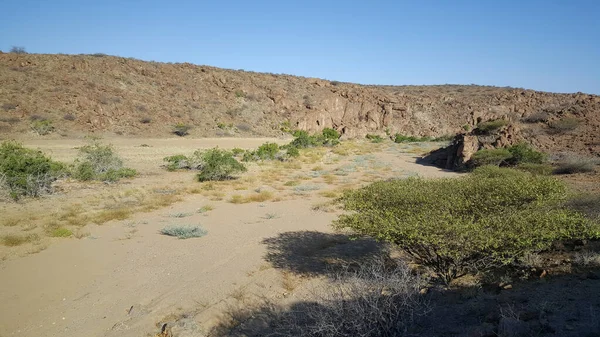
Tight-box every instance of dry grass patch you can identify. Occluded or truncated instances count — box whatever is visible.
[283,180,300,187]
[281,271,301,292]
[1,217,20,227]
[2,233,39,246]
[93,208,132,224]
[229,191,274,204]
[321,174,337,185]
[319,190,340,198]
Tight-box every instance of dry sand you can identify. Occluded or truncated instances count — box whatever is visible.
[0,138,457,337]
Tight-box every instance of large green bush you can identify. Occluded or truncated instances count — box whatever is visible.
[506,143,547,165]
[0,141,65,200]
[196,148,247,182]
[289,129,340,149]
[334,166,599,284]
[72,140,136,182]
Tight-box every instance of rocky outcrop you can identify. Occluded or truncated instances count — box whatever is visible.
[420,123,524,170]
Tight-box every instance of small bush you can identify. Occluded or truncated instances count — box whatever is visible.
[2,103,18,111]
[553,154,597,174]
[31,120,54,135]
[322,128,340,140]
[255,142,280,160]
[366,134,384,143]
[63,113,76,121]
[286,146,300,158]
[335,166,598,284]
[231,148,245,156]
[0,141,66,200]
[290,130,339,149]
[139,117,152,124]
[163,154,192,171]
[505,143,547,165]
[196,148,247,182]
[470,148,512,167]
[549,117,580,133]
[160,225,207,239]
[172,123,192,136]
[475,119,509,133]
[10,46,27,54]
[523,112,549,123]
[72,140,136,182]
[2,234,38,246]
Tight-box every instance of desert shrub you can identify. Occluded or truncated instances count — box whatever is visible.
[470,148,512,167]
[549,117,580,133]
[322,128,340,140]
[475,119,508,133]
[160,225,207,239]
[63,113,76,121]
[522,112,549,123]
[163,154,192,171]
[231,148,245,157]
[334,166,598,284]
[72,140,136,182]
[553,154,597,174]
[393,134,430,143]
[139,117,152,124]
[366,134,384,143]
[286,146,300,157]
[432,134,455,142]
[31,120,54,135]
[255,142,280,160]
[10,46,27,54]
[196,148,247,182]
[2,103,18,111]
[172,123,192,136]
[505,143,547,165]
[0,141,66,200]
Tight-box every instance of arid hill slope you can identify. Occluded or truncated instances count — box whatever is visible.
[0,52,598,155]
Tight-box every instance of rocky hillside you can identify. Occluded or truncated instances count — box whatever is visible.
[0,52,598,156]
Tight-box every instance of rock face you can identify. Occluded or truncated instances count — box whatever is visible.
[0,53,598,157]
[419,123,523,170]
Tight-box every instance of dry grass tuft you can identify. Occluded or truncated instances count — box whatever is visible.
[93,208,132,224]
[2,233,39,246]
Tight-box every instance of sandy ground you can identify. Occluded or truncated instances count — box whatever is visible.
[0,138,457,337]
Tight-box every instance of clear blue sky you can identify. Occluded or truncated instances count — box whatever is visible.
[1,0,599,94]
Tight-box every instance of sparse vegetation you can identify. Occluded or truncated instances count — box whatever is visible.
[475,119,509,133]
[335,166,599,284]
[63,113,76,121]
[2,233,38,246]
[549,117,580,133]
[553,153,597,174]
[366,134,384,143]
[523,111,549,123]
[393,134,430,143]
[470,148,512,167]
[50,227,73,238]
[0,141,66,200]
[160,225,207,239]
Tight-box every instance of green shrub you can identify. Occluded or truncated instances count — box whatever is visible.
[334,167,598,284]
[31,120,54,135]
[231,148,245,156]
[256,142,280,160]
[50,227,73,238]
[505,143,547,165]
[163,154,190,171]
[470,148,512,167]
[366,134,384,143]
[196,148,247,182]
[322,128,340,140]
[160,225,207,239]
[286,146,300,158]
[72,140,136,182]
[393,134,430,143]
[173,123,192,136]
[475,119,508,133]
[0,141,66,200]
